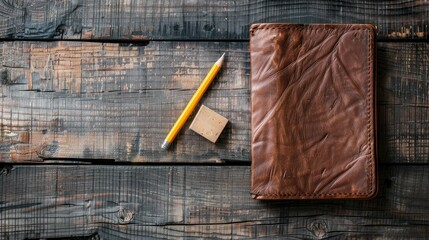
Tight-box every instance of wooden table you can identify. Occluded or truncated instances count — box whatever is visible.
[0,1,428,239]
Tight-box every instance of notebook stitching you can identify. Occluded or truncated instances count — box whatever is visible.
[250,26,375,198]
[367,28,374,195]
[250,25,370,35]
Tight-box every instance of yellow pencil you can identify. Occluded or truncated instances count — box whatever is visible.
[161,53,225,150]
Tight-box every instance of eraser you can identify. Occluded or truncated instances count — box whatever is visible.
[189,105,228,143]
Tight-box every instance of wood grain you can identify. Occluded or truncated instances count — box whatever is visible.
[0,1,426,239]
[0,0,427,40]
[0,165,428,239]
[0,41,427,163]
[378,43,429,164]
[0,41,250,163]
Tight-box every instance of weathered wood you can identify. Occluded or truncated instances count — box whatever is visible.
[0,1,425,240]
[0,41,250,163]
[378,43,429,164]
[0,165,428,239]
[0,0,427,40]
[0,41,428,163]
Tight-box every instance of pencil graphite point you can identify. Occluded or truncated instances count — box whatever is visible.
[216,53,226,67]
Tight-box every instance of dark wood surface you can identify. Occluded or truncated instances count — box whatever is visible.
[0,0,427,40]
[0,0,428,239]
[0,165,428,239]
[0,41,250,163]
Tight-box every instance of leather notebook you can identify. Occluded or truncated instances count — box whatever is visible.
[250,23,377,200]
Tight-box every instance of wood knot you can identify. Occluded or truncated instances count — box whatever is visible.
[203,24,215,32]
[1,69,14,85]
[55,24,67,37]
[0,164,13,175]
[37,141,59,158]
[308,220,328,239]
[117,207,134,224]
[89,232,100,240]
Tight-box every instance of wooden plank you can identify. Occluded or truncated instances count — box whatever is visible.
[0,165,428,239]
[0,0,427,40]
[0,41,250,163]
[0,41,428,163]
[378,43,429,164]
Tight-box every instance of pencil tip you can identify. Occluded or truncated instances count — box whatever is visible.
[216,53,226,66]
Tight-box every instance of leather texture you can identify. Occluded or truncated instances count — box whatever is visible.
[250,23,377,200]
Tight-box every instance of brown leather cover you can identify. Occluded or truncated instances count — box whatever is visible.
[250,23,377,200]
